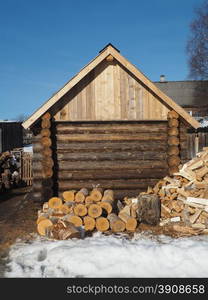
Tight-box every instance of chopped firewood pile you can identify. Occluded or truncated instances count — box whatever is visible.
[37,188,158,240]
[151,147,208,235]
[37,147,208,240]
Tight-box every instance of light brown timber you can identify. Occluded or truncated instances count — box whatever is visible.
[107,213,125,232]
[83,216,96,231]
[96,217,110,232]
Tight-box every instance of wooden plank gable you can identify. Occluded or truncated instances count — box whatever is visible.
[54,60,170,121]
[22,44,200,129]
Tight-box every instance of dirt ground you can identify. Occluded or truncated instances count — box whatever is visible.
[0,187,41,277]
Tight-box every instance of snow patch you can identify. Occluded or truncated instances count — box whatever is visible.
[5,232,208,278]
[200,119,208,128]
[23,145,33,153]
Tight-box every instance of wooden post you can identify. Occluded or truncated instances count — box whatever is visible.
[167,110,181,176]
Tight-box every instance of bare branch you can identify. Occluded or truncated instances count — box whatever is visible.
[187,0,208,79]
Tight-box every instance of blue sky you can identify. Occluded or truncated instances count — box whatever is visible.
[0,0,204,120]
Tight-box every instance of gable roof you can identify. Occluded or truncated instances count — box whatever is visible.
[23,44,200,129]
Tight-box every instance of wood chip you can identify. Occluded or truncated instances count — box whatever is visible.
[189,209,202,224]
[187,197,208,206]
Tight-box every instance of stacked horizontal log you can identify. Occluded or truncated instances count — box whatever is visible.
[40,113,53,201]
[145,147,208,236]
[36,188,139,239]
[32,113,54,202]
[55,121,168,198]
[167,110,181,176]
[32,130,43,201]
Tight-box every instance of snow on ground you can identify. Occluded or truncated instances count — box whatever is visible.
[5,232,208,278]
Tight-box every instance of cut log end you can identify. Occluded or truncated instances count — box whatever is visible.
[126,218,137,232]
[88,204,102,218]
[75,188,89,203]
[63,190,76,202]
[90,188,103,202]
[48,197,63,209]
[167,110,179,119]
[67,215,83,227]
[168,118,179,128]
[99,201,113,214]
[74,204,88,217]
[107,213,126,232]
[83,216,95,231]
[37,219,53,236]
[96,217,109,232]
[85,196,94,204]
[60,204,71,214]
[167,155,180,167]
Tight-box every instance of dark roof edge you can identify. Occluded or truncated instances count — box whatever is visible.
[99,43,120,53]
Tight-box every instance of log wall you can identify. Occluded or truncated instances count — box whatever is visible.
[179,118,191,163]
[53,121,169,198]
[32,129,44,202]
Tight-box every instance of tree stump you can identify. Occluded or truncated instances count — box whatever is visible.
[137,194,160,225]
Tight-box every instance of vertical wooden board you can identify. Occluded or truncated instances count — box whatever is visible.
[99,63,107,120]
[127,75,136,120]
[86,70,95,120]
[206,132,208,147]
[105,63,115,119]
[68,89,77,121]
[91,71,96,120]
[136,82,143,120]
[142,86,149,119]
[67,101,72,120]
[119,65,127,119]
[188,133,192,159]
[76,83,83,120]
[94,65,99,120]
[151,94,159,119]
[67,95,74,120]
[160,99,169,120]
[148,92,154,119]
[157,94,169,120]
[54,111,60,121]
[94,63,103,120]
[113,63,121,119]
[81,77,87,120]
[99,64,106,119]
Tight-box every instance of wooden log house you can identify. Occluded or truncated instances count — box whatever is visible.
[22,44,200,202]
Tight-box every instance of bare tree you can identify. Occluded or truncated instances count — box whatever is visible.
[187,0,208,79]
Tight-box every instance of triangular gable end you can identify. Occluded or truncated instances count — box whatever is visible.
[22,44,200,129]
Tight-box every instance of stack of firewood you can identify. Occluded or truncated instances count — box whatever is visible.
[37,188,140,240]
[148,147,208,234]
[0,151,14,189]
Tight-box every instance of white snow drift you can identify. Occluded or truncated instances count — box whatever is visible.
[5,232,208,278]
